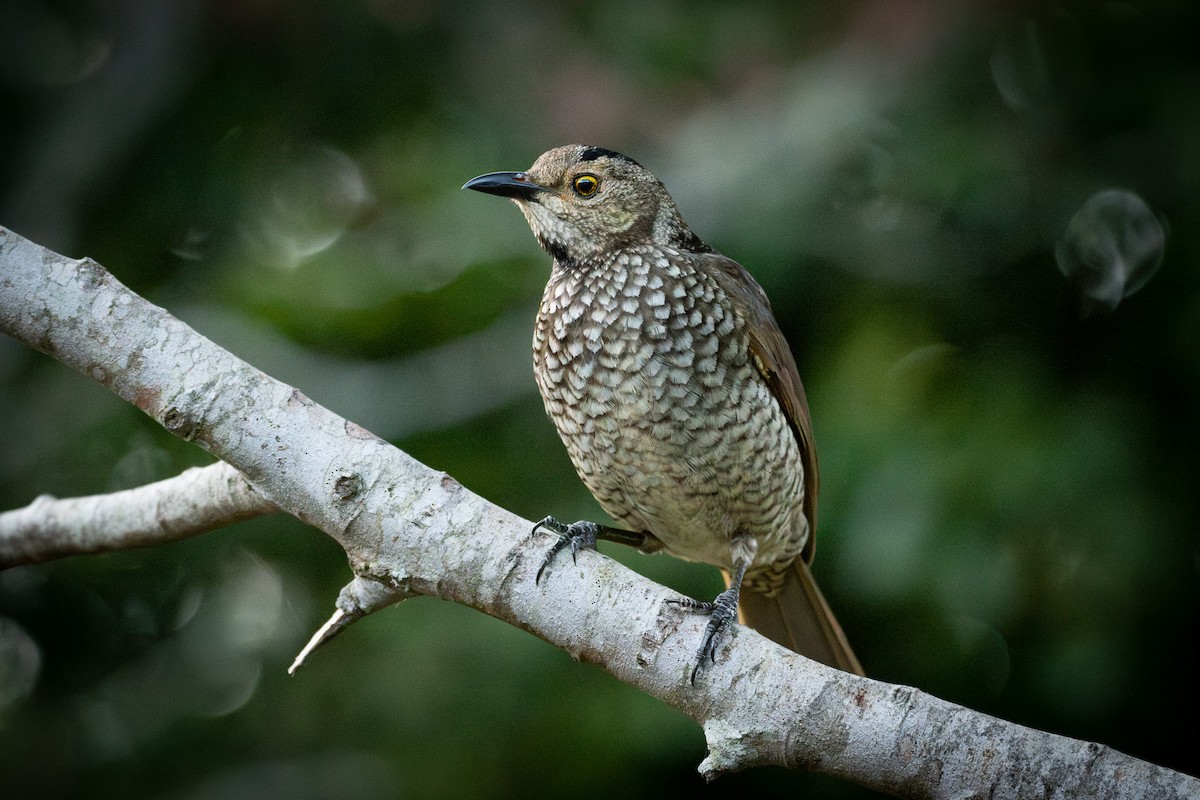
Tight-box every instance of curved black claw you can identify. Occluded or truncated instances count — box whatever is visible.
[532,516,600,583]
[669,585,741,684]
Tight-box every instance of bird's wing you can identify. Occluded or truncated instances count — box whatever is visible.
[700,253,820,563]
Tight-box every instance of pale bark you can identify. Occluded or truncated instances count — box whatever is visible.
[0,462,274,565]
[1,226,1194,798]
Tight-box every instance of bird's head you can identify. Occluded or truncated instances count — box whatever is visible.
[463,144,706,268]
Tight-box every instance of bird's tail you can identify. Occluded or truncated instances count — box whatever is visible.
[736,560,864,676]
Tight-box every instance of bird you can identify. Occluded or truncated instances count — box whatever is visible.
[463,145,863,681]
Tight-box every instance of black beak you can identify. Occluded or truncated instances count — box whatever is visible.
[462,171,546,200]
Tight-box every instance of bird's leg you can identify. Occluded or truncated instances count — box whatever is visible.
[670,538,756,684]
[531,516,654,583]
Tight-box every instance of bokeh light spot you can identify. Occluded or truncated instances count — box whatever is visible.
[1055,189,1165,313]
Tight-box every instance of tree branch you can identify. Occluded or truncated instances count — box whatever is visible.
[0,461,275,566]
[2,225,1195,798]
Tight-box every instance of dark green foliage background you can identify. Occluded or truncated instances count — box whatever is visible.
[1,2,1197,798]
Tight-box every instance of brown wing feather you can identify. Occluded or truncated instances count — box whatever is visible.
[702,254,864,675]
[702,254,819,563]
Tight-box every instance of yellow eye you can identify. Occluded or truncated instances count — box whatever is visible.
[572,174,599,197]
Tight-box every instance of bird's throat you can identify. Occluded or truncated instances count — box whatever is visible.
[537,234,579,271]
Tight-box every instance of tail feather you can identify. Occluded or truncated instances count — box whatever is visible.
[737,560,864,676]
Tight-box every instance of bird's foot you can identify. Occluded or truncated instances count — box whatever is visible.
[531,516,601,583]
[669,585,741,684]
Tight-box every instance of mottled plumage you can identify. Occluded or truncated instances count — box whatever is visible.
[464,145,861,677]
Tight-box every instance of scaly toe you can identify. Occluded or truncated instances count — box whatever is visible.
[685,587,740,684]
[534,519,600,583]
